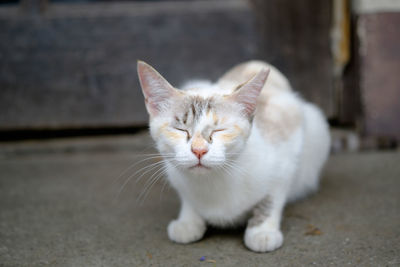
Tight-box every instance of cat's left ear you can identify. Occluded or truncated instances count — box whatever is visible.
[230,68,270,117]
[137,61,181,117]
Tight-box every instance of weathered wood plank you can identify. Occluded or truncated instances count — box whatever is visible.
[250,0,335,118]
[0,0,257,130]
[357,13,400,140]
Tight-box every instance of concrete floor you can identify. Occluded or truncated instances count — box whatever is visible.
[0,132,399,266]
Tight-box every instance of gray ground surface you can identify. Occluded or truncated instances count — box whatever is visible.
[0,132,399,266]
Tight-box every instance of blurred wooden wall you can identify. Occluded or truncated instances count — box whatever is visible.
[1,0,399,143]
[251,0,400,143]
[352,1,400,142]
[0,0,257,130]
[250,0,336,119]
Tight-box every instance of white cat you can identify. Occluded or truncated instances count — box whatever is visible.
[137,60,330,252]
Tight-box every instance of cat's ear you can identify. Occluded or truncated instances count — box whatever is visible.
[137,61,180,117]
[230,68,270,117]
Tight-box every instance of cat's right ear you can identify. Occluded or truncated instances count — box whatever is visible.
[137,61,180,117]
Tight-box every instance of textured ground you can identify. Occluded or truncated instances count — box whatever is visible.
[0,132,399,266]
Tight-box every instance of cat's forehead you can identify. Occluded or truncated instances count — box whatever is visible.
[184,95,213,118]
[172,95,228,128]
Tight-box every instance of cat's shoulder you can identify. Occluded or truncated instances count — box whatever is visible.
[255,89,304,143]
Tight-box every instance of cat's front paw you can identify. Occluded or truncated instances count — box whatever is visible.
[244,227,283,252]
[167,219,206,244]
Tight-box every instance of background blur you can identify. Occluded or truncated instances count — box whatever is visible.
[1,1,400,266]
[1,0,399,147]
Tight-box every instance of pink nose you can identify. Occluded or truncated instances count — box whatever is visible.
[191,147,208,159]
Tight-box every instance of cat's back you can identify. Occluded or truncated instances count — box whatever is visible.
[221,61,330,200]
[182,60,291,99]
[217,60,292,94]
[182,61,319,146]
[219,61,304,144]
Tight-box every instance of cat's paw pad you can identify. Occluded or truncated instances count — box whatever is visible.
[244,227,283,252]
[167,219,206,244]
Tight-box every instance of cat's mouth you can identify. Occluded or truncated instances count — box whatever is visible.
[189,162,211,170]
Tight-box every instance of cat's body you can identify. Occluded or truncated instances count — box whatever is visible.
[137,60,330,252]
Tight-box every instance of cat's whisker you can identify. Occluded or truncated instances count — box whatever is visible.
[218,159,248,177]
[159,174,171,201]
[137,164,170,205]
[224,161,249,177]
[142,165,172,204]
[133,160,166,184]
[112,155,166,185]
[136,171,165,205]
[217,163,235,178]
[115,160,167,200]
[215,164,226,176]
[139,154,176,158]
[119,159,163,187]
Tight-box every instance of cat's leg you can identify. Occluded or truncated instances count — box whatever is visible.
[167,200,206,244]
[244,195,285,252]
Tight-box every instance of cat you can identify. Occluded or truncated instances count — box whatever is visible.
[137,60,330,252]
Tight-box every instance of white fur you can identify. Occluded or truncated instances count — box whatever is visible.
[139,60,331,252]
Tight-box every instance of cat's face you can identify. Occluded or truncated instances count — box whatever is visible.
[149,94,251,172]
[137,61,269,173]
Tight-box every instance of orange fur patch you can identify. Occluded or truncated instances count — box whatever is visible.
[160,123,183,140]
[206,110,219,125]
[220,125,242,142]
[255,95,302,143]
[233,124,243,134]
[213,113,218,125]
[220,133,237,142]
[165,131,183,140]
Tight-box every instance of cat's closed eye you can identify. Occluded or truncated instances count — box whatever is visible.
[174,128,191,140]
[209,129,225,142]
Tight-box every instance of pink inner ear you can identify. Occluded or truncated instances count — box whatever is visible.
[137,61,177,116]
[234,68,270,116]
